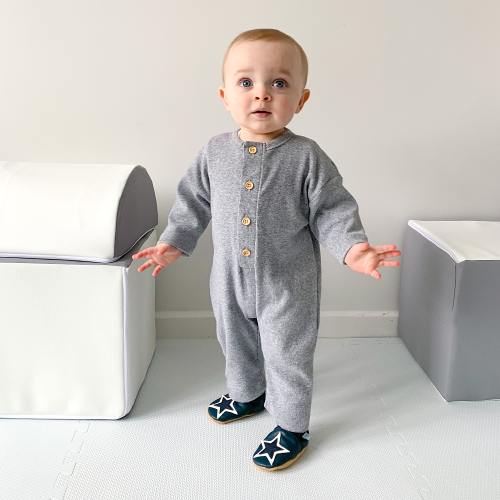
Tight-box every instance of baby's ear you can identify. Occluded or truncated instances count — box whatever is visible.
[219,86,230,110]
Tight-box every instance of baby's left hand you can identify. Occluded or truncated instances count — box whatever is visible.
[344,242,401,279]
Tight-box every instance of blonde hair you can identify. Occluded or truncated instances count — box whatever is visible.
[222,29,308,89]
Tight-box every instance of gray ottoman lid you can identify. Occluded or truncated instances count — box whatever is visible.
[0,162,158,263]
[408,220,500,263]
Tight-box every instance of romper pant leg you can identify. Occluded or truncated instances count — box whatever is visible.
[257,266,320,434]
[210,265,266,403]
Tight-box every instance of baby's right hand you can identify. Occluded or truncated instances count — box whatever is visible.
[132,243,183,276]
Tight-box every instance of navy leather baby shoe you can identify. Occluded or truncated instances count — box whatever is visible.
[207,392,266,424]
[252,426,310,470]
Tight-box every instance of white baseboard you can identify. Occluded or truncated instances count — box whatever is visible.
[155,311,399,339]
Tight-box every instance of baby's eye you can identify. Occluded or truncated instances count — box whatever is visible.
[238,79,288,88]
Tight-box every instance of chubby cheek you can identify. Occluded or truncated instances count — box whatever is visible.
[277,103,296,119]
[274,96,295,112]
[231,95,250,114]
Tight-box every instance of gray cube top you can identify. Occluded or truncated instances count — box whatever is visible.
[408,220,500,262]
[0,162,158,263]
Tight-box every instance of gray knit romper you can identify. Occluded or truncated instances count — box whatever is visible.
[157,127,368,432]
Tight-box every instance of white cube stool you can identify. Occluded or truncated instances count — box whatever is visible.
[398,220,500,402]
[0,162,158,419]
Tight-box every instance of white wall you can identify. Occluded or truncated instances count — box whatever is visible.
[1,0,498,338]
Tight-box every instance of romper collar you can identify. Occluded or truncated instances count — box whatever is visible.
[230,127,295,150]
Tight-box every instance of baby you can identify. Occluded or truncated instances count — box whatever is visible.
[133,28,401,471]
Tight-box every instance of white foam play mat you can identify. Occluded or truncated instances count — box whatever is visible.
[1,338,498,499]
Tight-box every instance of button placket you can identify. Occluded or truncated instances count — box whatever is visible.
[238,143,260,268]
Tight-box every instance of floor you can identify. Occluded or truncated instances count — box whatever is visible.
[1,337,499,500]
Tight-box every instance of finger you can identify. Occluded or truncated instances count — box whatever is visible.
[152,264,164,276]
[133,248,155,259]
[379,250,401,259]
[138,259,154,272]
[371,269,381,279]
[378,260,400,267]
[373,245,398,253]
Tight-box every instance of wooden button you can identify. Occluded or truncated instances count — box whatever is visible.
[242,217,251,226]
[245,181,254,190]
[248,146,257,154]
[242,248,251,257]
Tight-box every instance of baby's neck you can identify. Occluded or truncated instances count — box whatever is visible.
[238,128,286,143]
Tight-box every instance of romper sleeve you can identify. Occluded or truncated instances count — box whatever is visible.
[307,143,368,266]
[156,143,211,257]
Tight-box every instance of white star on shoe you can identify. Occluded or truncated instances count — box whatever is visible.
[253,432,290,466]
[209,395,239,420]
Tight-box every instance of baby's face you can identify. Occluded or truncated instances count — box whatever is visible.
[220,40,310,142]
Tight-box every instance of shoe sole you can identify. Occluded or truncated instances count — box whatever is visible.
[207,407,261,424]
[253,445,307,471]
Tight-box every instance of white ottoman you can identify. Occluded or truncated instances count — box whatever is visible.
[398,220,500,402]
[0,162,158,419]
